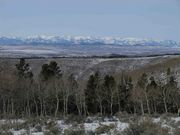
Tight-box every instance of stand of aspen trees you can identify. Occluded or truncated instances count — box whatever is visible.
[0,58,179,118]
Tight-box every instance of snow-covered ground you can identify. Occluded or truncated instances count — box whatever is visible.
[0,116,179,135]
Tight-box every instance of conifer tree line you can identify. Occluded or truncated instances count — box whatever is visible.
[0,58,179,118]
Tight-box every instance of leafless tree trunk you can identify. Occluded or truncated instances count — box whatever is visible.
[11,99,14,116]
[43,98,47,116]
[3,98,6,116]
[40,99,43,117]
[144,92,150,114]
[140,100,144,115]
[163,89,168,113]
[110,96,113,116]
[33,97,38,117]
[55,95,59,118]
[75,94,82,116]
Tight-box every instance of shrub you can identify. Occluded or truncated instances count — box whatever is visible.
[0,131,13,135]
[64,125,85,135]
[0,121,25,131]
[44,126,61,135]
[169,119,180,129]
[49,126,61,135]
[160,113,175,120]
[0,123,11,131]
[13,117,45,131]
[174,128,180,135]
[115,111,129,118]
[95,124,115,135]
[34,124,42,132]
[122,119,170,135]
[64,128,85,135]
[44,119,61,134]
[64,114,85,124]
[115,112,139,123]
[45,120,57,130]
[86,131,95,135]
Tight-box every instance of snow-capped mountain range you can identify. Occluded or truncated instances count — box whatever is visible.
[0,36,179,46]
[0,36,180,58]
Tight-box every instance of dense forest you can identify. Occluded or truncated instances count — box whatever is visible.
[0,58,179,118]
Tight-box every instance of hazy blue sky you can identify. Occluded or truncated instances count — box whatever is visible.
[0,0,180,41]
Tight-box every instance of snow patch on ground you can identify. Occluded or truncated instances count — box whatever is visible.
[1,116,180,135]
[171,117,180,123]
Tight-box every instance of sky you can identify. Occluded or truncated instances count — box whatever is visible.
[0,0,180,41]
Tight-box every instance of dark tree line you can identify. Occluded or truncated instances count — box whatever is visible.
[0,59,179,118]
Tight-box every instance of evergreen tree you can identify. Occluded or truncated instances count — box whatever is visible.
[117,74,133,112]
[15,58,33,116]
[40,61,62,81]
[15,58,33,79]
[85,72,100,114]
[39,61,62,117]
[103,75,116,115]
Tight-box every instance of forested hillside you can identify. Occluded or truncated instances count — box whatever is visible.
[0,57,179,118]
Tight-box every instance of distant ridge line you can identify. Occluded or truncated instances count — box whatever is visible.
[1,53,180,59]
